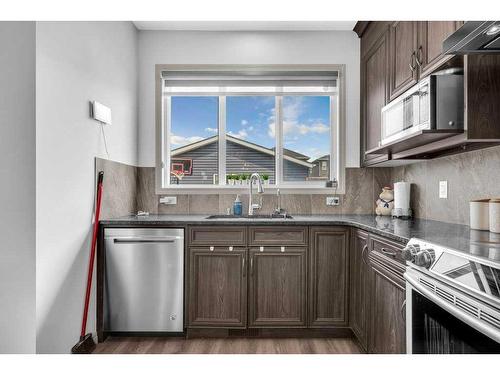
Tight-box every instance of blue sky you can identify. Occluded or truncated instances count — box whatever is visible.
[170,95,330,162]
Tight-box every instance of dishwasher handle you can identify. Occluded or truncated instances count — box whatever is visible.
[112,237,180,244]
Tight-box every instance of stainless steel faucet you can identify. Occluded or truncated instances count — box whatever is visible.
[275,188,282,214]
[248,173,264,216]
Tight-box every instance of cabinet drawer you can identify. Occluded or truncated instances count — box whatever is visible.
[371,235,405,264]
[189,226,247,246]
[249,226,307,246]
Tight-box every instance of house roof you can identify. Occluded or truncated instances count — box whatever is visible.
[271,147,310,161]
[172,135,314,168]
[311,154,330,163]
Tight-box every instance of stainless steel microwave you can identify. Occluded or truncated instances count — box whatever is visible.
[381,72,464,146]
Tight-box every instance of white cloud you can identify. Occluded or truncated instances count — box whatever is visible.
[267,122,276,138]
[241,119,248,126]
[295,122,329,135]
[204,127,217,134]
[267,97,329,139]
[283,96,303,122]
[170,134,204,146]
[228,129,248,140]
[283,97,329,135]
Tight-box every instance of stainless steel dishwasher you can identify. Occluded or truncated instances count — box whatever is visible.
[104,228,184,333]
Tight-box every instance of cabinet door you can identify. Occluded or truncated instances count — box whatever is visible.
[418,21,463,77]
[188,248,247,327]
[349,230,370,350]
[369,261,406,354]
[309,227,348,327]
[389,21,418,100]
[248,247,307,327]
[362,28,389,160]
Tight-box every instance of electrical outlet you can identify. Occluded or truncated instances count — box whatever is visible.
[160,196,177,205]
[326,196,340,206]
[439,181,448,199]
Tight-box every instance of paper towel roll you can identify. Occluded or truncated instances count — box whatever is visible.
[394,182,411,210]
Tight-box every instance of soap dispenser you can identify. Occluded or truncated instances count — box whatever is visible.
[233,195,242,216]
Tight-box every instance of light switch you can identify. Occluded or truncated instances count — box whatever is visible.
[439,181,448,199]
[160,196,177,205]
[326,196,340,206]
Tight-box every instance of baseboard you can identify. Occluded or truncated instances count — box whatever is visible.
[186,327,354,339]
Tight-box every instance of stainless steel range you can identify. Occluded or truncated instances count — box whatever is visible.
[403,238,500,354]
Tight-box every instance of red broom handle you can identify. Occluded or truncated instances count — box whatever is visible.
[80,171,104,339]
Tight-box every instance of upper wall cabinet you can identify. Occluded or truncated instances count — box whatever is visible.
[389,21,419,101]
[356,21,500,165]
[362,27,389,164]
[417,21,464,77]
[388,21,463,101]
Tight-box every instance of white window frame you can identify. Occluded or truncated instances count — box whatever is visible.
[155,64,346,194]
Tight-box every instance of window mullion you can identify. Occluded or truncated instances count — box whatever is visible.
[275,95,283,187]
[330,95,337,183]
[218,96,226,186]
[164,95,172,187]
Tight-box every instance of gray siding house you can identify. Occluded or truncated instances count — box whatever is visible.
[309,155,330,179]
[170,135,313,184]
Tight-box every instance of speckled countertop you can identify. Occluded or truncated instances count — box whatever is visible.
[100,214,500,261]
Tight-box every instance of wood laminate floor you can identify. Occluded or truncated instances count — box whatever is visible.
[93,337,363,354]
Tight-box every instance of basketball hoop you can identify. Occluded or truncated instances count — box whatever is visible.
[171,170,184,184]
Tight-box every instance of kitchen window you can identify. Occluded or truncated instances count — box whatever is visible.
[156,66,345,193]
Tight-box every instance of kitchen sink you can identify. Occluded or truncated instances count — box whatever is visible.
[206,214,293,219]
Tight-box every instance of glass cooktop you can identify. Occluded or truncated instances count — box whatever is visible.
[431,252,500,299]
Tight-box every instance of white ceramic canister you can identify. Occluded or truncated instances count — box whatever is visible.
[470,199,490,230]
[489,199,500,233]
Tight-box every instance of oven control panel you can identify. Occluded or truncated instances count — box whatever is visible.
[402,240,439,269]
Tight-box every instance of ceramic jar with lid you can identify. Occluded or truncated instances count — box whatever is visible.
[489,199,500,233]
[470,199,490,230]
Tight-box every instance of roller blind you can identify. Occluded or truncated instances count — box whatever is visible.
[162,70,338,95]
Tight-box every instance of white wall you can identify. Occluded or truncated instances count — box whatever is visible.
[36,21,138,353]
[0,21,36,354]
[137,30,360,168]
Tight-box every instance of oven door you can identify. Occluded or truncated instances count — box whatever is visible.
[405,270,500,354]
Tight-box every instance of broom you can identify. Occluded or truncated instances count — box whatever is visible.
[71,171,104,354]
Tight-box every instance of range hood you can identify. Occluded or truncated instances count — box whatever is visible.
[443,21,500,54]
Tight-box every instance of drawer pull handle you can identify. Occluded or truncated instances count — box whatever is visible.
[361,245,369,265]
[229,246,233,251]
[381,248,397,257]
[242,256,246,277]
[209,246,214,252]
[260,246,264,252]
[280,246,285,252]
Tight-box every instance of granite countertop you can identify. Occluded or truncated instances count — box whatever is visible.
[100,214,500,262]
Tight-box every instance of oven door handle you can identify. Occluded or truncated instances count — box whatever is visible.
[404,271,500,344]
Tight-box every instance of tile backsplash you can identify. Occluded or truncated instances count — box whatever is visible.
[95,158,137,220]
[136,167,392,216]
[391,145,500,225]
[97,145,500,224]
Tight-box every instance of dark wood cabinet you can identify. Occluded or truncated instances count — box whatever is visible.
[349,229,371,350]
[368,251,406,354]
[356,20,499,165]
[188,247,247,328]
[249,226,308,247]
[417,21,463,77]
[189,226,247,247]
[309,227,349,327]
[389,21,418,101]
[248,247,307,327]
[362,27,389,160]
